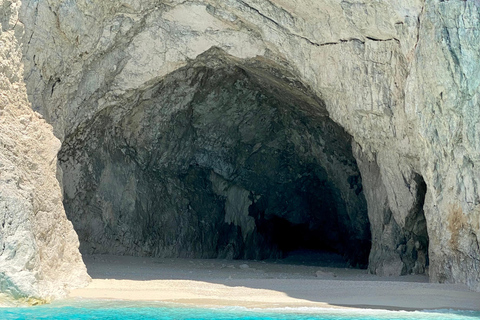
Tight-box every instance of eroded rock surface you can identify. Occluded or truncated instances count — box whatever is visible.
[0,0,476,295]
[0,0,90,303]
[407,1,480,291]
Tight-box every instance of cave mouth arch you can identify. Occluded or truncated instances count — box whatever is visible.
[59,48,371,268]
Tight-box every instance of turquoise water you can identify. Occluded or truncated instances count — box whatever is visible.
[1,300,479,320]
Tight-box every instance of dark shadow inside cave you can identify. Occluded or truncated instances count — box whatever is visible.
[58,48,371,269]
[253,215,352,268]
[402,173,429,274]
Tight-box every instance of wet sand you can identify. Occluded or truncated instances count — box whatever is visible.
[68,254,480,311]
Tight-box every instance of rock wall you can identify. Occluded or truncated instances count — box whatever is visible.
[407,1,480,291]
[4,0,478,293]
[0,0,89,303]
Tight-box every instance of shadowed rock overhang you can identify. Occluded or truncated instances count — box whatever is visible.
[59,49,371,267]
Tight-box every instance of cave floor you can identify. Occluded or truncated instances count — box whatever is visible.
[68,255,480,311]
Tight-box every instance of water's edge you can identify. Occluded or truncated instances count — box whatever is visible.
[1,299,479,320]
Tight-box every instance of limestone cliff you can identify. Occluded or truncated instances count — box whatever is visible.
[0,0,478,300]
[407,1,480,291]
[0,0,89,303]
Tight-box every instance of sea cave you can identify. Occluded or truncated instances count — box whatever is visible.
[58,50,372,268]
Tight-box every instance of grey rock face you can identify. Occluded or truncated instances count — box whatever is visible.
[353,143,428,276]
[2,0,477,295]
[406,1,480,291]
[0,0,90,303]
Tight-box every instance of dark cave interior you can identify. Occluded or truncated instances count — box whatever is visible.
[59,50,372,268]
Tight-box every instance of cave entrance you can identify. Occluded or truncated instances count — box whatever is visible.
[403,173,429,274]
[253,215,353,268]
[59,49,371,268]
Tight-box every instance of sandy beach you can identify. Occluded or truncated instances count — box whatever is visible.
[68,254,480,311]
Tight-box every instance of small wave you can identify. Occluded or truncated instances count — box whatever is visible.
[0,299,477,320]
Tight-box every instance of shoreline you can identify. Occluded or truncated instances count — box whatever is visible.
[60,297,480,314]
[68,255,480,312]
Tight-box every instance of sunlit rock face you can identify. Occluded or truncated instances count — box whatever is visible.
[59,51,370,266]
[8,0,480,294]
[0,0,89,303]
